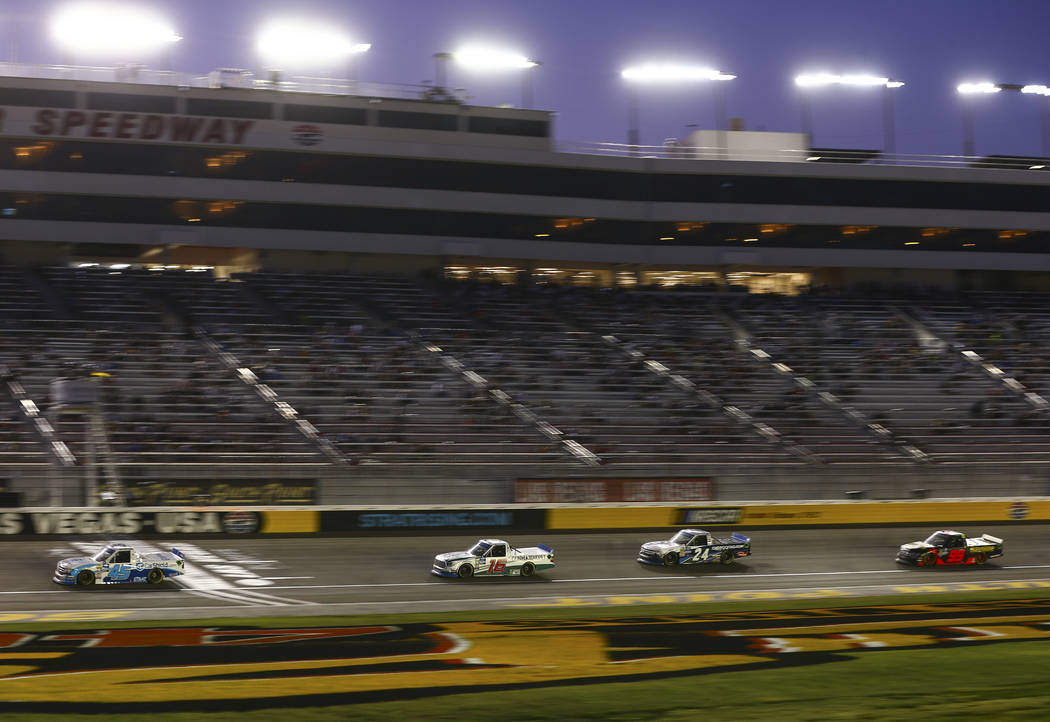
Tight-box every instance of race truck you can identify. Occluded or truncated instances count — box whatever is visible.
[637,528,752,566]
[432,538,555,579]
[52,542,186,586]
[896,529,1003,566]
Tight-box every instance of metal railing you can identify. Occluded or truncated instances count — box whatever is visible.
[4,61,1049,172]
[554,140,1050,170]
[0,62,464,104]
[4,460,1049,507]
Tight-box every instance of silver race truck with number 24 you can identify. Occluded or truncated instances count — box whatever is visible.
[432,538,555,579]
[637,528,752,566]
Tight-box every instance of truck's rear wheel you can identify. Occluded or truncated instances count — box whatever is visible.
[719,551,734,565]
[147,568,165,584]
[521,562,535,577]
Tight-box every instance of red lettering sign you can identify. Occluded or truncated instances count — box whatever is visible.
[515,478,715,503]
[114,113,137,139]
[32,108,57,134]
[60,111,86,135]
[169,116,204,142]
[231,119,254,144]
[140,114,163,139]
[88,112,113,137]
[200,118,226,143]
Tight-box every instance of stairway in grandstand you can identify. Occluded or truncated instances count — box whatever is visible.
[237,271,598,467]
[5,266,1050,481]
[0,267,327,470]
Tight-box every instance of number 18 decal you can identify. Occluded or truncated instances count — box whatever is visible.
[487,560,506,574]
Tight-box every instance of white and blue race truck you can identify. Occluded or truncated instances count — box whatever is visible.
[432,538,555,579]
[637,528,751,566]
[52,542,186,586]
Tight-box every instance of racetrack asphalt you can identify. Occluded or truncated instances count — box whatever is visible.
[1,524,1048,621]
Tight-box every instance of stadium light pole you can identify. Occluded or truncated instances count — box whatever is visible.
[1021,84,1050,157]
[256,19,370,89]
[958,82,1050,158]
[50,2,181,67]
[794,73,905,157]
[433,52,452,89]
[522,60,542,109]
[956,82,1002,157]
[442,46,541,108]
[620,63,736,158]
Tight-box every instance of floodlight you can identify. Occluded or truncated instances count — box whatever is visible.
[795,73,902,88]
[957,82,1001,94]
[256,19,370,67]
[50,2,181,55]
[1022,84,1050,96]
[793,72,903,155]
[453,45,538,71]
[621,64,735,82]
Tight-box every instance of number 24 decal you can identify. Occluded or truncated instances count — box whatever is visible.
[487,560,506,573]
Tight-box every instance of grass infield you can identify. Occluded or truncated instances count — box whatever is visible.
[2,588,1049,721]
[1,586,1049,632]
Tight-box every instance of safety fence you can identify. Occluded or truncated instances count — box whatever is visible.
[1,496,1048,539]
[4,461,1050,509]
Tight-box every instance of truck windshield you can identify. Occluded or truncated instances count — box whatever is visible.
[670,531,694,545]
[93,547,115,562]
[468,542,491,557]
[925,532,960,546]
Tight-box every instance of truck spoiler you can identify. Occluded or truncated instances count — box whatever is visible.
[537,544,554,553]
[730,533,750,543]
[170,547,185,559]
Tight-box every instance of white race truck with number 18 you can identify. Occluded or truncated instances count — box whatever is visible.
[432,538,555,579]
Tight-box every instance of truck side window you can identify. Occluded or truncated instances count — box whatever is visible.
[113,550,131,564]
[489,544,506,557]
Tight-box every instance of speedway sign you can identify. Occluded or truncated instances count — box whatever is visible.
[0,106,280,148]
[30,109,255,144]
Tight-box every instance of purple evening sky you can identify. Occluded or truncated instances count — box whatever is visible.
[3,0,1049,158]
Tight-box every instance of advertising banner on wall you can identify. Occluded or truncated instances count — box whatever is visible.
[125,480,316,506]
[321,508,548,533]
[515,478,715,503]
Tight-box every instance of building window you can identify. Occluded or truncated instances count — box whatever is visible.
[185,98,273,119]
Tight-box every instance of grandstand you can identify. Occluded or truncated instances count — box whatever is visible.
[2,65,1050,506]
